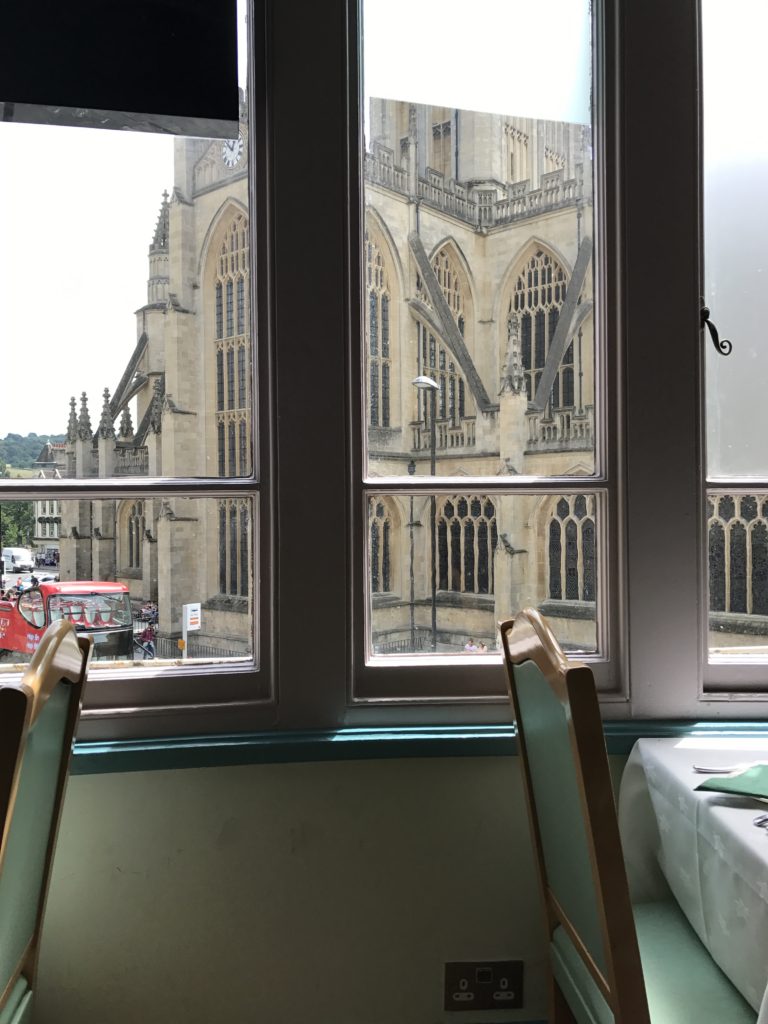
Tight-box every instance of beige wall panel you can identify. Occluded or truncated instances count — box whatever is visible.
[36,756,550,1024]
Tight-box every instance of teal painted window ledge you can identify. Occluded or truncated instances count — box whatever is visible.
[71,720,768,775]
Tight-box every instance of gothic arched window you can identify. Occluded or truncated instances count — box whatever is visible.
[753,522,768,616]
[413,247,473,443]
[370,499,393,593]
[415,246,468,335]
[214,211,251,479]
[237,278,245,334]
[216,350,224,411]
[431,111,452,179]
[510,250,571,407]
[207,214,253,621]
[226,348,235,409]
[365,231,392,429]
[708,494,768,616]
[218,499,250,597]
[505,123,529,184]
[215,283,223,339]
[238,346,246,406]
[437,496,497,594]
[432,248,464,322]
[217,423,225,477]
[226,280,234,336]
[238,419,247,472]
[127,501,145,569]
[548,495,596,602]
[709,519,726,612]
[730,522,748,614]
[415,323,466,431]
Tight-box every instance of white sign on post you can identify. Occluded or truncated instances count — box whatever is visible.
[182,602,202,659]
[184,603,202,631]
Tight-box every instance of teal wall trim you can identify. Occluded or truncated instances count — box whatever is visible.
[70,726,517,775]
[71,720,768,775]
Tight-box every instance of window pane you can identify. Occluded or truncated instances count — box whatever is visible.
[362,0,595,479]
[0,496,255,667]
[0,21,252,481]
[703,0,768,479]
[707,490,768,657]
[702,4,768,663]
[367,492,599,655]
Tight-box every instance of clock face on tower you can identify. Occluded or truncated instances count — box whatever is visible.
[221,133,244,168]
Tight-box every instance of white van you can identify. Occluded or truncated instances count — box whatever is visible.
[1,548,35,573]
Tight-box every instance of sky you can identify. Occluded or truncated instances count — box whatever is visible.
[0,0,589,444]
[702,0,768,478]
[0,0,248,441]
[6,0,760,474]
[0,0,591,446]
[0,124,175,438]
[363,0,591,126]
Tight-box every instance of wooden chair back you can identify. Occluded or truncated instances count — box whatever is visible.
[499,609,649,1024]
[0,620,92,1017]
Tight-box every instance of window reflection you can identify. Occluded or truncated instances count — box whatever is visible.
[368,493,598,655]
[364,101,595,479]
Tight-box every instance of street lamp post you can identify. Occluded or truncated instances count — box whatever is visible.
[412,375,439,652]
[407,458,417,650]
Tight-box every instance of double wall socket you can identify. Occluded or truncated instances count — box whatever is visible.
[444,960,524,1011]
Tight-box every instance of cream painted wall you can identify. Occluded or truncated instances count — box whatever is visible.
[33,754,626,1024]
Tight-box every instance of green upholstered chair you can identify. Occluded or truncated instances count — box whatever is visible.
[0,620,92,1024]
[499,609,756,1024]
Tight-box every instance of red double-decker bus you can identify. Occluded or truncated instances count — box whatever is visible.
[0,580,135,661]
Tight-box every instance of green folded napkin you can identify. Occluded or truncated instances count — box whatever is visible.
[696,762,768,799]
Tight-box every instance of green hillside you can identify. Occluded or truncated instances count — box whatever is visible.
[0,433,66,472]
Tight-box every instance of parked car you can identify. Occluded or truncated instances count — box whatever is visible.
[1,547,35,573]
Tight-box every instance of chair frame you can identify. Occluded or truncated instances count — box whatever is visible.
[0,620,92,1014]
[499,609,650,1024]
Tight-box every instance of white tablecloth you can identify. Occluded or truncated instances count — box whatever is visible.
[618,737,768,1021]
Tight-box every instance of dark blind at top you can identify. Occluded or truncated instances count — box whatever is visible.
[0,0,240,138]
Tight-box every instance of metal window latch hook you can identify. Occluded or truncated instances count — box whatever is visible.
[701,304,733,356]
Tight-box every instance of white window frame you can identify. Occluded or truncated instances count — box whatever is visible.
[619,0,768,717]
[619,0,706,719]
[0,8,276,742]
[343,0,626,725]
[5,0,760,739]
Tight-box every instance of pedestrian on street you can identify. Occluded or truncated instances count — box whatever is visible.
[139,623,156,658]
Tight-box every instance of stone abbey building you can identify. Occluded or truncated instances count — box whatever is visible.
[363,99,596,653]
[55,97,599,657]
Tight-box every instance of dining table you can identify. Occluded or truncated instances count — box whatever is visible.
[618,736,768,1023]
